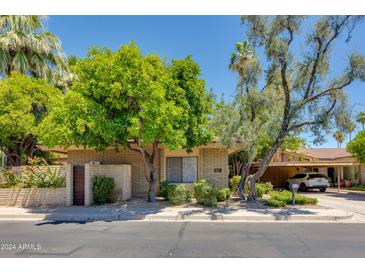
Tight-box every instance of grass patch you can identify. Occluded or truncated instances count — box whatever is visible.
[265,190,318,208]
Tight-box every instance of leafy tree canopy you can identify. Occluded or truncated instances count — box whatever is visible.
[39,43,213,152]
[0,72,61,165]
[347,130,365,163]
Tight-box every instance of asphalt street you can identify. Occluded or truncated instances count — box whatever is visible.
[1,221,365,257]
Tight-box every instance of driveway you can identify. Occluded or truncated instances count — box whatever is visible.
[305,189,365,220]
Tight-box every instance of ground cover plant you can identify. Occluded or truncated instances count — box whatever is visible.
[265,190,318,208]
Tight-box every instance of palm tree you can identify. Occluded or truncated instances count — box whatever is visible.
[333,130,345,148]
[52,55,78,91]
[347,121,356,142]
[0,15,66,79]
[356,111,365,130]
[229,41,254,76]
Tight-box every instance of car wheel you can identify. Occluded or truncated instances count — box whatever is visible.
[319,187,326,192]
[299,183,307,192]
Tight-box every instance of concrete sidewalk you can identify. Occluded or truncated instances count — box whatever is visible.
[0,205,353,222]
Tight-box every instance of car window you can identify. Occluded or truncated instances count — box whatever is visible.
[308,174,328,179]
[291,174,306,179]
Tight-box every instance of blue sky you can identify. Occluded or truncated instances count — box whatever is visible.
[47,16,365,148]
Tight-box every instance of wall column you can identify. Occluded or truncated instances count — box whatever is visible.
[84,163,93,206]
[337,166,341,192]
[65,164,73,206]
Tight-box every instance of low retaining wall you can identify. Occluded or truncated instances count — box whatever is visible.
[0,188,66,207]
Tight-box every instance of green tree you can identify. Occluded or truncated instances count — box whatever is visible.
[347,130,365,163]
[356,111,365,130]
[0,15,66,79]
[236,16,365,200]
[347,121,356,141]
[0,72,61,166]
[39,44,213,202]
[333,130,345,148]
[213,34,305,199]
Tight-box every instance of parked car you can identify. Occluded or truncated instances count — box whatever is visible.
[285,172,330,192]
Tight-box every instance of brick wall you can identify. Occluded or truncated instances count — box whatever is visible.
[67,146,230,196]
[0,188,66,207]
[67,147,157,197]
[84,163,132,206]
[201,148,229,188]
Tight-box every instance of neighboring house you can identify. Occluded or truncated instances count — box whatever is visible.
[257,148,365,188]
[46,142,234,206]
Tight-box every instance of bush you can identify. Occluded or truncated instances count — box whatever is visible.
[25,167,65,188]
[217,188,231,202]
[265,190,318,207]
[92,176,115,204]
[2,169,22,187]
[0,167,65,189]
[229,176,241,192]
[265,199,286,208]
[158,181,171,199]
[193,179,218,206]
[256,182,273,198]
[167,184,188,205]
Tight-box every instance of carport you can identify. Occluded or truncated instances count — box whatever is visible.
[259,161,360,190]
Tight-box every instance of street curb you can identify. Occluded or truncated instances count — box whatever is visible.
[0,211,354,222]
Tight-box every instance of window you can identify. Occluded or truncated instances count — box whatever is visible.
[308,174,328,179]
[166,157,198,183]
[291,173,306,179]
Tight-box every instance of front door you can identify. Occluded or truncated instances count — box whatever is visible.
[73,165,85,206]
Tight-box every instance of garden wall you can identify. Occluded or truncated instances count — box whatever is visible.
[83,163,132,206]
[0,187,66,207]
[12,165,66,178]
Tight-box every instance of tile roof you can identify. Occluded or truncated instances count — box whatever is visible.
[297,148,351,160]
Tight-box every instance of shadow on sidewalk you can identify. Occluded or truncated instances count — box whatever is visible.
[26,197,320,226]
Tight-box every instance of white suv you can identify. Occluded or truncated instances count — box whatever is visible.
[285,172,330,192]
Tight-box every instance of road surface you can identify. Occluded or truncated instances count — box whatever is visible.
[0,221,365,257]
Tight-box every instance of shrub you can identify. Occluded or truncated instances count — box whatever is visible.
[0,167,65,189]
[92,176,115,204]
[265,199,286,208]
[167,184,188,205]
[294,194,318,205]
[193,179,218,206]
[217,188,231,202]
[265,190,318,207]
[158,181,171,199]
[2,169,22,187]
[229,176,241,192]
[25,167,65,188]
[256,182,273,198]
[186,190,193,202]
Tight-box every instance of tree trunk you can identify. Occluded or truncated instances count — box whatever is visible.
[237,161,251,200]
[128,140,159,202]
[247,135,285,200]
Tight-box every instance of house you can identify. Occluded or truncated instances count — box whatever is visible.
[52,142,235,206]
[257,148,365,188]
